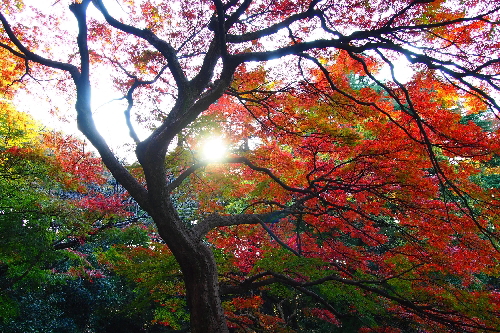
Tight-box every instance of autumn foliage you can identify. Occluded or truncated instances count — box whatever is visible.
[189,57,500,331]
[1,0,500,332]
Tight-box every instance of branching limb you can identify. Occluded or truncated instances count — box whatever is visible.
[192,212,265,240]
[224,0,252,30]
[91,0,188,92]
[68,1,151,211]
[193,211,299,254]
[122,65,169,143]
[258,219,300,256]
[221,271,345,319]
[0,41,25,59]
[222,270,500,332]
[226,9,322,43]
[168,156,309,194]
[354,49,500,249]
[0,13,80,80]
[211,0,227,59]
[383,0,423,28]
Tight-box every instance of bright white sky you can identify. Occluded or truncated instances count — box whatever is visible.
[12,0,415,164]
[12,0,145,162]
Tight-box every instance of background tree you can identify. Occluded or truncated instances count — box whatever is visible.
[0,94,167,331]
[1,0,500,332]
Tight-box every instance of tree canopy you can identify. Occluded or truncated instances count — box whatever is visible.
[1,0,500,332]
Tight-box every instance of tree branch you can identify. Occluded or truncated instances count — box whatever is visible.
[192,212,264,240]
[223,270,500,332]
[224,0,252,30]
[68,1,151,211]
[0,12,80,80]
[168,156,309,195]
[122,65,169,143]
[258,218,300,256]
[226,9,321,43]
[192,211,299,256]
[91,0,188,92]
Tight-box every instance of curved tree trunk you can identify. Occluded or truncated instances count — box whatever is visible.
[163,231,229,331]
[53,3,232,331]
[143,156,230,333]
[174,239,229,333]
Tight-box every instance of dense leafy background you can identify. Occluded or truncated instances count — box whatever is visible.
[1,0,500,332]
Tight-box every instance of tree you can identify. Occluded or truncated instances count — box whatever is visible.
[0,105,166,332]
[1,0,500,332]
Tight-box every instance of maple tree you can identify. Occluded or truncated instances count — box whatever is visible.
[0,105,163,331]
[1,0,500,332]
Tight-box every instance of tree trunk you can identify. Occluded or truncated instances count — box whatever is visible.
[149,195,230,333]
[176,241,229,333]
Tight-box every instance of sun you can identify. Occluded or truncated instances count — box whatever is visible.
[201,136,227,162]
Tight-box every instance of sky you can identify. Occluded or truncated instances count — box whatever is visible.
[12,0,144,163]
[11,0,416,164]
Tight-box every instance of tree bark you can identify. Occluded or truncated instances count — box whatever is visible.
[151,206,229,333]
[137,135,230,332]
